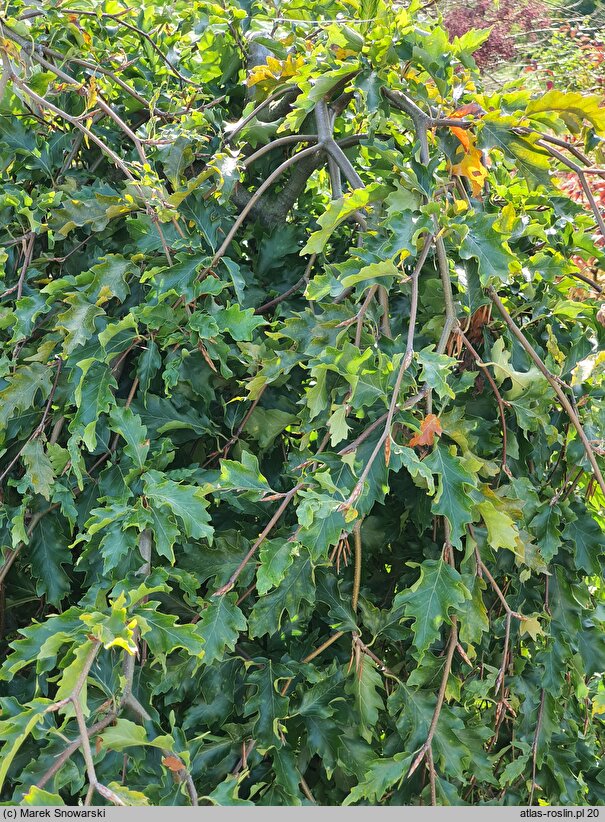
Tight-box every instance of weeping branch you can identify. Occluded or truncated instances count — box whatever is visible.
[457,328,510,476]
[38,642,198,805]
[488,287,605,498]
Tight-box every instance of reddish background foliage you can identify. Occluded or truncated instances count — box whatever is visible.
[444,0,551,67]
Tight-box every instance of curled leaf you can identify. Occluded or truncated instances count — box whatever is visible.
[408,414,443,447]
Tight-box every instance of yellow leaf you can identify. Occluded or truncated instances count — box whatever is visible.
[333,46,358,60]
[265,55,283,74]
[451,144,488,196]
[520,615,543,641]
[476,499,522,555]
[95,285,113,306]
[87,77,97,109]
[591,692,605,716]
[344,507,358,523]
[247,54,303,89]
[102,635,136,653]
[247,64,276,88]
[284,54,304,75]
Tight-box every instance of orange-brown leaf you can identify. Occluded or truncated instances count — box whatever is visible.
[409,414,443,447]
[451,102,483,118]
[450,125,471,151]
[162,756,184,773]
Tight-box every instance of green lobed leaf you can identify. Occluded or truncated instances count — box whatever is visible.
[394,559,470,657]
[198,594,247,664]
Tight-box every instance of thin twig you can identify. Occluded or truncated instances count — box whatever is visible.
[353,635,400,681]
[300,775,316,803]
[229,87,298,143]
[46,642,101,714]
[475,553,524,621]
[9,75,137,182]
[427,746,437,806]
[352,520,362,612]
[243,134,318,167]
[407,617,458,779]
[255,254,316,315]
[340,268,432,510]
[55,9,206,89]
[16,232,35,300]
[0,357,63,488]
[212,483,304,595]
[496,612,512,695]
[45,640,124,805]
[529,689,546,805]
[3,37,148,164]
[354,285,378,347]
[337,389,429,457]
[536,140,605,240]
[404,234,434,369]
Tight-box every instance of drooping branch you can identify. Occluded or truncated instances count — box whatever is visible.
[38,640,199,805]
[407,612,458,780]
[45,641,125,806]
[536,139,605,240]
[242,134,318,167]
[404,233,434,369]
[382,86,458,407]
[351,520,362,613]
[3,65,137,183]
[488,287,605,498]
[340,232,435,510]
[529,689,546,805]
[29,7,207,90]
[457,328,510,476]
[255,254,316,315]
[0,26,148,164]
[407,523,457,787]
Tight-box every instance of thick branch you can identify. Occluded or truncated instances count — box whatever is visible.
[230,148,324,231]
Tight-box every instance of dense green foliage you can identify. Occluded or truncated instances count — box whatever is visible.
[0,0,604,807]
